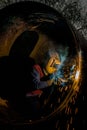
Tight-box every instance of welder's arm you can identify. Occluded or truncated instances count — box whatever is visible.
[31,69,54,89]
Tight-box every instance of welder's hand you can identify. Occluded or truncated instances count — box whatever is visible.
[47,78,54,86]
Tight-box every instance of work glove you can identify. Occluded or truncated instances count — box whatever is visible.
[47,78,54,86]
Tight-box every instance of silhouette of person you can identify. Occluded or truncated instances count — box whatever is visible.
[5,30,39,113]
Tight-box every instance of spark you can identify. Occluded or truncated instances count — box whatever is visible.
[75,70,80,80]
